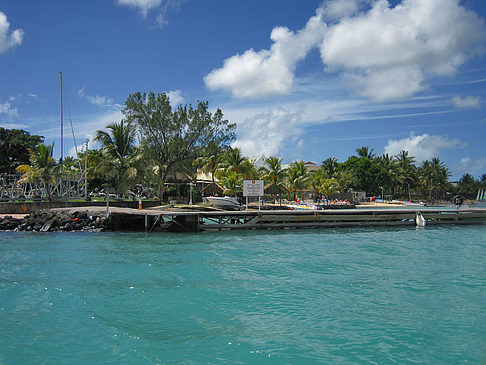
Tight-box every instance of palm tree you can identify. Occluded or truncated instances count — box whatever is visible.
[287,160,308,200]
[261,156,287,185]
[356,146,375,160]
[309,169,326,201]
[193,154,221,184]
[16,143,61,201]
[419,160,432,199]
[321,178,341,200]
[430,157,450,200]
[219,147,249,177]
[376,154,399,196]
[333,170,353,193]
[395,150,416,200]
[219,171,241,197]
[321,157,339,176]
[94,120,140,196]
[243,158,261,180]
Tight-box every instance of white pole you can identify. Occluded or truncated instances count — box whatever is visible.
[188,182,194,205]
[84,138,89,200]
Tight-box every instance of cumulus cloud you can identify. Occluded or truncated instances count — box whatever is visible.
[0,12,23,54]
[320,0,486,101]
[204,9,326,99]
[166,90,184,107]
[323,0,368,20]
[78,86,117,109]
[451,95,481,109]
[232,107,303,156]
[117,0,185,27]
[384,132,465,162]
[206,0,486,102]
[117,0,163,17]
[0,100,18,116]
[459,157,486,175]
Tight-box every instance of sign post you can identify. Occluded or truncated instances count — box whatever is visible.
[243,180,264,211]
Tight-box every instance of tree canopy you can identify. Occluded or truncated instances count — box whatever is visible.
[0,127,44,174]
[122,92,236,199]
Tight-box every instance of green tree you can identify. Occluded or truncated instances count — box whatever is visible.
[94,120,140,196]
[321,177,341,200]
[321,157,339,176]
[395,150,417,200]
[457,173,479,199]
[356,146,375,160]
[219,147,249,177]
[123,92,235,200]
[261,156,287,185]
[418,158,450,201]
[219,171,241,197]
[16,143,60,200]
[194,154,222,184]
[0,127,44,174]
[309,169,326,200]
[287,160,308,199]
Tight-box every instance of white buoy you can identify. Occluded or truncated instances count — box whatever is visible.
[416,212,426,227]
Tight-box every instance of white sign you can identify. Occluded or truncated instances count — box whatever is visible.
[243,180,264,197]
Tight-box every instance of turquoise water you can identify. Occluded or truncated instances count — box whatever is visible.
[1,226,486,364]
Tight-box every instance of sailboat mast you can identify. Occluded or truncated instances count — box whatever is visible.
[60,71,63,163]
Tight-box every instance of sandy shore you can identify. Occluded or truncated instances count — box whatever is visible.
[1,214,29,219]
[356,202,407,207]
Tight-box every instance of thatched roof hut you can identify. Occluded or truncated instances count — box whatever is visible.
[201,182,224,196]
[264,182,291,195]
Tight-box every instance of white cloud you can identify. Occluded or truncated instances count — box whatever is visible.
[204,8,326,98]
[78,86,117,108]
[117,0,163,17]
[323,0,368,20]
[384,132,465,162]
[166,90,184,107]
[0,123,27,129]
[0,12,23,54]
[320,0,486,101]
[451,95,481,109]
[458,157,486,174]
[117,0,185,27]
[206,0,486,102]
[0,100,18,116]
[232,107,303,157]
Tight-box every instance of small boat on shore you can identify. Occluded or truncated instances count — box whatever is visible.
[206,196,242,210]
[286,204,320,210]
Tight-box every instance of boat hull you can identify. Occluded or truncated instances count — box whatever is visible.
[206,196,241,210]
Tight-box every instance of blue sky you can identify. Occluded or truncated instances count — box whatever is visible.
[0,0,485,180]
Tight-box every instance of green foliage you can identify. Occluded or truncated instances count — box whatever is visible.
[287,160,308,196]
[94,120,140,196]
[123,92,236,200]
[456,173,480,199]
[16,143,61,201]
[0,127,44,174]
[261,156,287,185]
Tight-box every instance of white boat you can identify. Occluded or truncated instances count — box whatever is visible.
[206,196,242,210]
[286,204,319,210]
[415,212,426,227]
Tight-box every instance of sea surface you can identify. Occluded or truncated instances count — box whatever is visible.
[1,225,486,364]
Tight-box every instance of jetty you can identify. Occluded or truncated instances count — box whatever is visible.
[56,206,486,232]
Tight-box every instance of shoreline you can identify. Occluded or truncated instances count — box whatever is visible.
[1,204,485,233]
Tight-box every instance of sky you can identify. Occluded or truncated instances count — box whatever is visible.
[1,0,486,180]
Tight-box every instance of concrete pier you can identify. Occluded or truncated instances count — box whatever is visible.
[55,206,486,232]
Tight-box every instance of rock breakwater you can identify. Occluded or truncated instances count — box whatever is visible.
[0,210,113,232]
